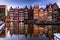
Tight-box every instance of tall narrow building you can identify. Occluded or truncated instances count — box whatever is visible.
[29,5,33,20]
[8,7,14,26]
[46,3,53,22]
[33,4,39,20]
[52,3,59,22]
[39,7,45,21]
[24,6,29,22]
[18,8,24,22]
[44,9,48,22]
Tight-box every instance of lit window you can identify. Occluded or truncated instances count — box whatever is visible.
[40,9,43,11]
[39,14,45,17]
[34,14,38,16]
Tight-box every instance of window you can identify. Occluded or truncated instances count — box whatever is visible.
[9,14,13,16]
[19,17,24,21]
[0,8,5,16]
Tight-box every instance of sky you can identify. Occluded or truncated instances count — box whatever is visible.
[0,0,60,9]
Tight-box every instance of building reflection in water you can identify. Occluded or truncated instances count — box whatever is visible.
[5,27,8,38]
[0,22,60,40]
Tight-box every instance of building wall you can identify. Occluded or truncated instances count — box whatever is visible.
[0,5,7,21]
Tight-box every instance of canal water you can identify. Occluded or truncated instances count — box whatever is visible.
[0,22,60,40]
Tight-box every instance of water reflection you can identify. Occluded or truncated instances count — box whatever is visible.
[0,22,60,40]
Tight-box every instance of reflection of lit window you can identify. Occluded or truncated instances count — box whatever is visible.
[10,22,13,26]
[20,22,23,24]
[10,18,13,21]
[19,22,24,30]
[25,24,28,32]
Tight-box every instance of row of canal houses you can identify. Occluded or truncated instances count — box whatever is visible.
[6,3,59,26]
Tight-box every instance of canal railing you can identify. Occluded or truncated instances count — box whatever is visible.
[54,33,60,40]
[0,23,5,34]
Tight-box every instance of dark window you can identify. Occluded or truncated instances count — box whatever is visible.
[0,8,5,16]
